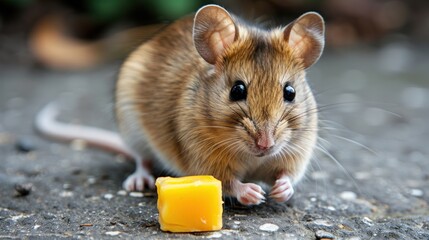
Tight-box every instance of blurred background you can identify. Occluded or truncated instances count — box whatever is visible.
[0,0,428,70]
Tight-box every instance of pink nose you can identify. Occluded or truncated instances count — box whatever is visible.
[256,130,275,151]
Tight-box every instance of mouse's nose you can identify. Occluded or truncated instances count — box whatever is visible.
[256,129,275,151]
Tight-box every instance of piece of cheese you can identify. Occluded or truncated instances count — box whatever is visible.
[155,175,223,232]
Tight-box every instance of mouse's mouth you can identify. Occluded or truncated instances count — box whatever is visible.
[251,145,279,158]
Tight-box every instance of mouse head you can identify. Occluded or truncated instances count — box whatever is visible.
[193,5,324,158]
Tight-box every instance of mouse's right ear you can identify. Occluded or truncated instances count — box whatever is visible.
[283,12,325,69]
[193,5,238,65]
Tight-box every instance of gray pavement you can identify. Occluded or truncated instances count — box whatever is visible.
[1,44,429,239]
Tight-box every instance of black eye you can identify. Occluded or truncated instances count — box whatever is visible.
[230,80,247,101]
[284,83,295,102]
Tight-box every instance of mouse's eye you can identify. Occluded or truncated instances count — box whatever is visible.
[230,80,247,101]
[284,83,296,102]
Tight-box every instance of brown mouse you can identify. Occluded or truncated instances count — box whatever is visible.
[36,4,325,205]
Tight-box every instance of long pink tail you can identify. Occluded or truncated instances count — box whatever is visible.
[34,102,133,159]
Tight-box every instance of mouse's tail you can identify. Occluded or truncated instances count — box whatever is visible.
[34,102,133,159]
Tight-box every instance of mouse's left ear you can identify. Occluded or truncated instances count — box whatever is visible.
[283,12,325,69]
[193,5,238,65]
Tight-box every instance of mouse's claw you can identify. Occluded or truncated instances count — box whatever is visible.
[235,182,266,206]
[122,168,155,192]
[269,175,294,203]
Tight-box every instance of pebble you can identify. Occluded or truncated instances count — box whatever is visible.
[340,191,357,201]
[14,183,32,197]
[315,230,335,239]
[362,217,374,226]
[325,206,336,211]
[87,177,97,185]
[117,190,127,196]
[105,231,121,236]
[313,219,333,227]
[63,183,72,190]
[206,232,223,238]
[15,138,36,153]
[410,189,423,197]
[259,223,279,232]
[104,193,114,200]
[60,191,74,197]
[129,192,144,198]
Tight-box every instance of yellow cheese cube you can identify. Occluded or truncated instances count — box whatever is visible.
[155,175,223,232]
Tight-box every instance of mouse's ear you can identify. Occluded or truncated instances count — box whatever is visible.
[283,12,325,69]
[193,5,238,65]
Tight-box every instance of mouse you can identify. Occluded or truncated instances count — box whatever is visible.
[35,4,325,206]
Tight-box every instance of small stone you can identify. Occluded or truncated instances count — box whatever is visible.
[33,225,41,230]
[104,193,114,200]
[80,223,94,227]
[206,232,223,238]
[313,219,333,227]
[14,183,32,197]
[60,191,74,197]
[259,223,279,232]
[340,191,357,201]
[315,230,335,239]
[117,190,127,196]
[87,177,96,185]
[129,192,144,198]
[362,217,373,226]
[63,183,72,190]
[15,138,36,153]
[410,189,423,197]
[105,231,121,236]
[325,206,336,211]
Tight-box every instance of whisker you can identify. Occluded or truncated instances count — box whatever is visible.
[314,144,362,196]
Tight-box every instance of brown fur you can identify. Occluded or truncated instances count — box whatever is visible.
[115,8,321,197]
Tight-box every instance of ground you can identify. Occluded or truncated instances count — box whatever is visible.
[1,44,429,239]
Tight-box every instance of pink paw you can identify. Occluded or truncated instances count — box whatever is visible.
[269,176,294,203]
[122,169,155,192]
[235,182,266,206]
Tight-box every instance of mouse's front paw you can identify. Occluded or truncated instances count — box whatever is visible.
[269,175,294,203]
[235,182,266,206]
[122,169,155,192]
